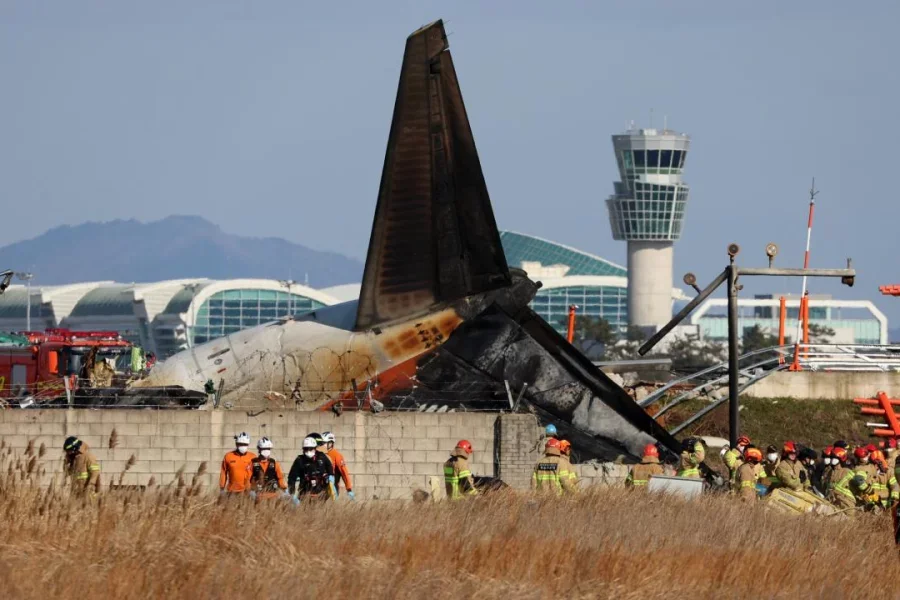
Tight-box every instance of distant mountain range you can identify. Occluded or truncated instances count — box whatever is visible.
[0,216,364,288]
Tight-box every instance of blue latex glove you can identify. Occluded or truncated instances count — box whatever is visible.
[328,475,335,484]
[249,491,257,501]
[219,489,227,497]
[292,496,300,506]
[347,490,355,500]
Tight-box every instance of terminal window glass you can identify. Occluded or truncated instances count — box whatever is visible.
[192,289,326,345]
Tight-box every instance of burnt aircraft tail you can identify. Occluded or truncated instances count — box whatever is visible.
[355,20,511,331]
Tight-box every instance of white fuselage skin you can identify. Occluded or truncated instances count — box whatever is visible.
[134,299,463,406]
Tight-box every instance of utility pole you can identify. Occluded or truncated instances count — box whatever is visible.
[280,279,296,316]
[639,243,855,447]
[16,272,34,331]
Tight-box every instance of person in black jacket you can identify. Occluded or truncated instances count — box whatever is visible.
[288,436,334,502]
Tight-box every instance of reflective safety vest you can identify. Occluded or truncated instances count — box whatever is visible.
[831,469,857,502]
[533,461,563,495]
[724,448,742,478]
[443,456,477,500]
[626,461,663,487]
[677,442,704,478]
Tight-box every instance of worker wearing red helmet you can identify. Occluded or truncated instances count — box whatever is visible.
[735,446,764,503]
[853,445,877,494]
[443,440,478,500]
[558,440,578,490]
[868,450,899,508]
[625,444,664,489]
[774,441,810,492]
[723,435,751,485]
[532,438,576,495]
[828,447,861,510]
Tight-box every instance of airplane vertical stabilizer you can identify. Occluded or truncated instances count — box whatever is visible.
[355,20,511,331]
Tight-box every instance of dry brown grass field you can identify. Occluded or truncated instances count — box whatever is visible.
[0,447,896,599]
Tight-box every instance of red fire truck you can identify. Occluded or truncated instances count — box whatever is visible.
[0,329,144,403]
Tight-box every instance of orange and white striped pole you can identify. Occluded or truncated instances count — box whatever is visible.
[792,179,818,369]
[778,296,786,364]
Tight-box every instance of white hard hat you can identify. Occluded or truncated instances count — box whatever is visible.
[257,437,273,450]
[322,432,336,444]
[302,436,317,449]
[234,432,251,445]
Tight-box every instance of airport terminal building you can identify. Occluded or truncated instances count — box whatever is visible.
[0,279,345,359]
[0,233,887,358]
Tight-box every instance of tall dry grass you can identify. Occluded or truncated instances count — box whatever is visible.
[0,445,896,599]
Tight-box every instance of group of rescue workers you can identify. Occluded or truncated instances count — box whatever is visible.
[61,423,900,515]
[623,433,900,512]
[62,431,355,502]
[218,432,354,502]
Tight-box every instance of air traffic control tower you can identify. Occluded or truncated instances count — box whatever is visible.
[606,126,690,332]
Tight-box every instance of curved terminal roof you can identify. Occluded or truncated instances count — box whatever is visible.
[69,285,137,317]
[500,231,627,277]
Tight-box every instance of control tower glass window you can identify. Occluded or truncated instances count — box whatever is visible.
[647,150,659,169]
[660,149,672,169]
[633,150,646,168]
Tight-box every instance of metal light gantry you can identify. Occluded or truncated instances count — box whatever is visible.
[638,242,856,446]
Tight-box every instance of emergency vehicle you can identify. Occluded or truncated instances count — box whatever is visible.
[0,329,144,402]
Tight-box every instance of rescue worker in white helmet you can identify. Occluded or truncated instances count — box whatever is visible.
[288,436,334,503]
[307,432,336,498]
[219,432,255,495]
[249,437,289,500]
[322,432,354,500]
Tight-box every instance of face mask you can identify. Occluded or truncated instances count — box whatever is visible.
[304,449,316,458]
[766,453,778,463]
[237,446,248,455]
[260,449,271,458]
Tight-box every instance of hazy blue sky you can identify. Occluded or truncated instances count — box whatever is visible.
[2,2,898,325]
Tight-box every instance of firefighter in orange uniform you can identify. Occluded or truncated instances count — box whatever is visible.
[219,432,255,495]
[323,431,354,500]
[249,437,288,500]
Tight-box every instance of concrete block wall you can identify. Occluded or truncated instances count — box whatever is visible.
[0,410,624,498]
[0,409,498,500]
[495,413,544,488]
[745,371,900,400]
